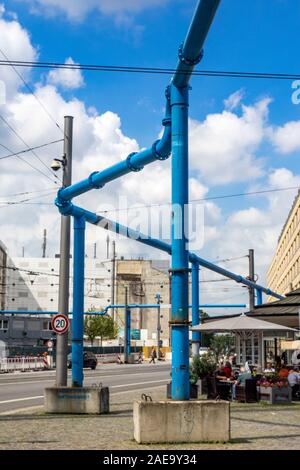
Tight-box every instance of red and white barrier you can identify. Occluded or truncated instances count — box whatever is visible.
[0,356,50,373]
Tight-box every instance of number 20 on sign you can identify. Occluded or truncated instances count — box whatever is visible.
[51,313,69,334]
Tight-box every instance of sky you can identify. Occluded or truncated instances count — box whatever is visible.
[0,0,300,311]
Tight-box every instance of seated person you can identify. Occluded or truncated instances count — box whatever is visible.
[214,365,232,400]
[232,366,252,400]
[278,366,289,379]
[263,362,275,373]
[214,365,227,382]
[288,367,300,399]
[223,361,233,379]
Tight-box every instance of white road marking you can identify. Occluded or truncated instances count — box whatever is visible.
[0,379,169,405]
[0,371,168,387]
[0,396,44,405]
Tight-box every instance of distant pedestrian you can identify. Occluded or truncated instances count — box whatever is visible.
[138,352,143,363]
[149,347,157,364]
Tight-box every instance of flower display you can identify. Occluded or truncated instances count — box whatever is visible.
[258,375,289,388]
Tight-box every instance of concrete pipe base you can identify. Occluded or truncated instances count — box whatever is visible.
[133,400,230,444]
[44,386,109,414]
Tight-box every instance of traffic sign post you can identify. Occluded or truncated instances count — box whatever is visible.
[51,314,69,335]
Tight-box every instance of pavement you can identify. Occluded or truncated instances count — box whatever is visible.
[0,362,171,413]
[1,386,300,450]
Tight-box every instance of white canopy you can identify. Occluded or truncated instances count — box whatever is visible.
[191,314,297,333]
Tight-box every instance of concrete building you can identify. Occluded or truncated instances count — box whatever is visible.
[5,257,112,313]
[115,259,171,345]
[267,190,300,299]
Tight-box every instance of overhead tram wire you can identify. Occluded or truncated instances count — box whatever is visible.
[0,113,61,183]
[0,141,59,184]
[0,138,63,161]
[0,49,65,137]
[0,59,299,81]
[95,185,300,215]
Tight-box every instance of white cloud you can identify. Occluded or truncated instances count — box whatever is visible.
[269,120,300,154]
[189,98,270,185]
[223,88,245,111]
[0,13,37,100]
[15,0,170,22]
[47,57,85,90]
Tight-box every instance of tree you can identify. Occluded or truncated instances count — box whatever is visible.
[84,311,118,346]
[210,334,234,361]
[199,310,213,347]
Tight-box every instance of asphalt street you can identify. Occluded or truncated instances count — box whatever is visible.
[0,362,171,413]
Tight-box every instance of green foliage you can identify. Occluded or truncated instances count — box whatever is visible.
[190,353,217,380]
[199,311,213,347]
[210,334,234,361]
[84,311,118,346]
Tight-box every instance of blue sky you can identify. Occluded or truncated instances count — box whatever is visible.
[1,0,300,307]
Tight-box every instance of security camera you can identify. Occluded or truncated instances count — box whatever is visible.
[50,158,62,171]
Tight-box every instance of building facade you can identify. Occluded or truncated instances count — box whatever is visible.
[5,257,112,313]
[267,190,300,299]
[115,259,171,345]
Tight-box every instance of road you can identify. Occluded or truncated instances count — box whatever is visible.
[0,362,171,413]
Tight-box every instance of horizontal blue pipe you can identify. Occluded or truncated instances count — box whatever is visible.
[173,0,221,88]
[0,304,247,316]
[60,205,283,301]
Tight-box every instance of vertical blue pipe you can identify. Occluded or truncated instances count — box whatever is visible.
[72,216,85,387]
[256,289,263,306]
[192,262,201,356]
[126,307,131,358]
[170,84,190,400]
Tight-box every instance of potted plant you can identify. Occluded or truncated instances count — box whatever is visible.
[190,353,217,396]
[258,375,291,404]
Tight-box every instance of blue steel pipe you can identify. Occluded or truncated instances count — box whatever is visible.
[72,216,86,387]
[192,262,201,355]
[256,289,263,306]
[56,102,171,204]
[58,203,283,301]
[173,0,221,88]
[170,84,190,400]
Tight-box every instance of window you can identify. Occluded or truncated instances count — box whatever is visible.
[0,319,8,330]
[43,321,52,331]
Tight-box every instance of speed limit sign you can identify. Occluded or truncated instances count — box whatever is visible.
[51,314,69,334]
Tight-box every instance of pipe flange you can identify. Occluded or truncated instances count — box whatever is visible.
[89,171,103,189]
[162,117,171,127]
[169,320,192,326]
[168,267,192,275]
[178,44,204,66]
[126,152,143,172]
[152,140,170,161]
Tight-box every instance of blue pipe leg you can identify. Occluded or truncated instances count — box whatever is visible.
[192,262,201,356]
[170,84,190,401]
[126,307,131,359]
[72,216,86,387]
[256,289,263,306]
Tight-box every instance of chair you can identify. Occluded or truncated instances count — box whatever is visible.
[236,379,258,403]
[206,376,218,399]
[206,376,231,400]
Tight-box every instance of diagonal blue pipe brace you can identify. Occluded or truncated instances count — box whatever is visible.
[59,203,283,301]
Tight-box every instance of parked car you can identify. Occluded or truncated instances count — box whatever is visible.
[67,351,97,370]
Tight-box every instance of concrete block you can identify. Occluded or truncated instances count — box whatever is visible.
[44,386,109,414]
[133,400,230,443]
